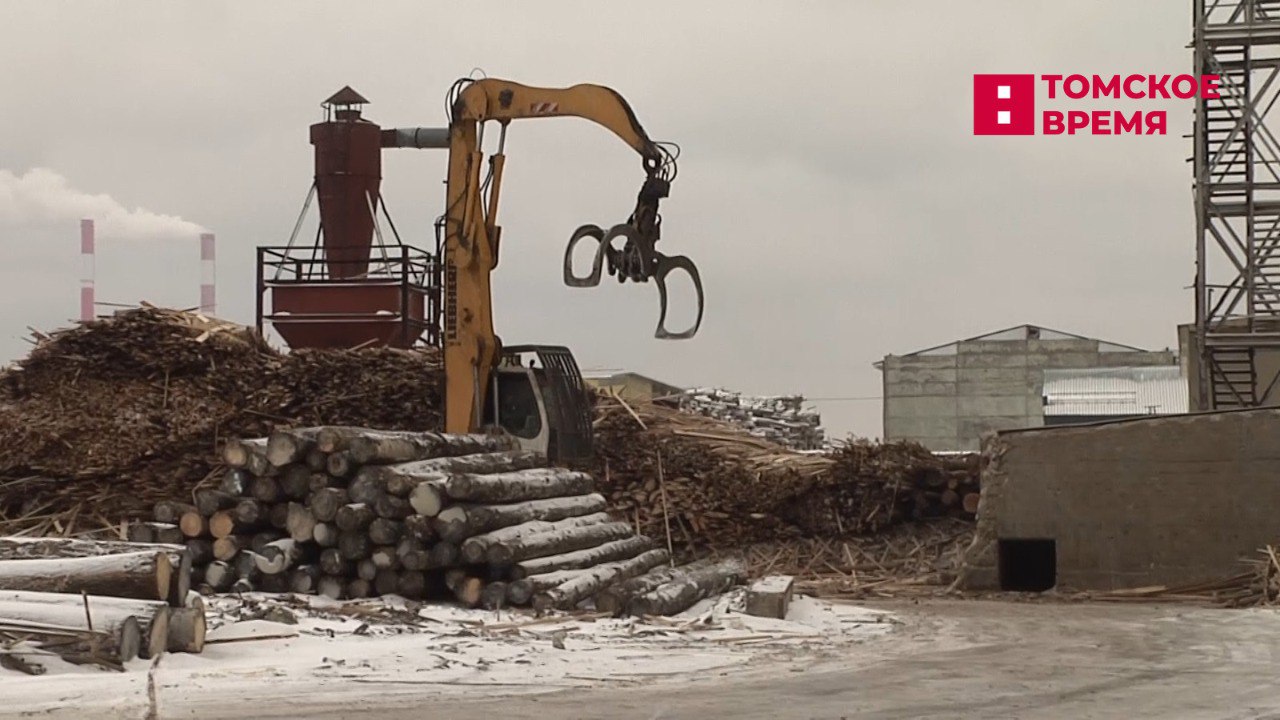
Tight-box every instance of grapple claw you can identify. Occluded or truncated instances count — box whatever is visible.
[563,224,608,287]
[652,253,705,340]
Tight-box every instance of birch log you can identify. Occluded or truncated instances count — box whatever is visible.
[530,548,671,612]
[445,468,595,504]
[0,552,173,602]
[511,536,654,579]
[625,560,746,617]
[485,522,635,565]
[434,494,608,542]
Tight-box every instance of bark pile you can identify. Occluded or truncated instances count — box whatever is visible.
[585,395,980,550]
[0,307,442,535]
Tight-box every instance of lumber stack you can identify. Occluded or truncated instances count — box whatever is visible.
[173,426,741,615]
[0,307,442,537]
[678,387,825,450]
[587,395,980,550]
[0,537,208,670]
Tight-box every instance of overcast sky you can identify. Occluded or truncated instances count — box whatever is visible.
[0,1,1196,440]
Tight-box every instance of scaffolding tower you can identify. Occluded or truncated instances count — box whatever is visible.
[1193,0,1280,409]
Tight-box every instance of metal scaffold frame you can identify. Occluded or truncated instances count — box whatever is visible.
[1193,0,1280,409]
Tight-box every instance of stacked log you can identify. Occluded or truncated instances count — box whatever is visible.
[586,395,981,550]
[0,539,208,666]
[172,426,740,616]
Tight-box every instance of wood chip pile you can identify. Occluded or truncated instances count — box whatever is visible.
[175,426,741,616]
[0,536,208,672]
[0,307,442,535]
[677,387,825,450]
[586,396,980,551]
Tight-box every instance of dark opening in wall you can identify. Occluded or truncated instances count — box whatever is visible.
[998,538,1056,591]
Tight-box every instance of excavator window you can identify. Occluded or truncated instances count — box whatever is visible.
[494,372,543,440]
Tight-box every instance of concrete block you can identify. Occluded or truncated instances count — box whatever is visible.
[957,380,1035,397]
[957,367,1030,384]
[883,364,957,384]
[958,395,1030,417]
[1028,338,1097,354]
[1100,351,1177,366]
[884,355,957,369]
[884,381,956,398]
[745,575,794,619]
[884,396,956,419]
[957,353,1030,369]
[883,415,957,441]
[958,340,1028,355]
[1040,353,1103,369]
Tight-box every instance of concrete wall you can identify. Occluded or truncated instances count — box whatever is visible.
[958,408,1280,591]
[882,338,1176,451]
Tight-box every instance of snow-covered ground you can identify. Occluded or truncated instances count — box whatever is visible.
[0,591,896,718]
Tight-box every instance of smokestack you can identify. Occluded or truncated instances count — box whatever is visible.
[80,219,95,321]
[199,232,216,315]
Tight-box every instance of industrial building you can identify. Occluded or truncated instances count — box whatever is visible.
[582,371,684,403]
[958,408,1280,592]
[877,325,1179,451]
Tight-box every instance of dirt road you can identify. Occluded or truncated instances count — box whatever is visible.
[215,599,1280,720]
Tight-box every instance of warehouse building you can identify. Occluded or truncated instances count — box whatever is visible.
[877,325,1179,451]
[582,371,683,403]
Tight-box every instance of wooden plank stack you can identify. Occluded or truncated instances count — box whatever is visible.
[678,387,825,450]
[0,536,208,672]
[178,426,741,615]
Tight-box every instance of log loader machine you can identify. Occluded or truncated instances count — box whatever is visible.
[257,79,704,462]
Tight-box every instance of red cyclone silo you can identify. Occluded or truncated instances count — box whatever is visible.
[310,86,380,279]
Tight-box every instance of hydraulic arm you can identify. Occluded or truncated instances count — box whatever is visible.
[439,78,705,433]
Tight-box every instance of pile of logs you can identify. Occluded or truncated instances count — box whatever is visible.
[0,307,443,536]
[0,536,207,672]
[168,426,740,615]
[678,388,825,450]
[587,396,981,550]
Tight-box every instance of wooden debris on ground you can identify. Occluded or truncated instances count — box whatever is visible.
[722,519,974,599]
[585,395,980,551]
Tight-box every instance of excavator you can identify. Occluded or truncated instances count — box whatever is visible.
[260,79,704,462]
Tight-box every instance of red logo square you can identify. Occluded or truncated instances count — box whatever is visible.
[974,74,1035,135]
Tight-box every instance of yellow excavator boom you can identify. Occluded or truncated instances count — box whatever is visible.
[440,78,702,434]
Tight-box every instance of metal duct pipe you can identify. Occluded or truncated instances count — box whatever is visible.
[381,127,450,149]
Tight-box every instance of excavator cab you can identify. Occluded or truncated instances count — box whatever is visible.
[482,345,594,462]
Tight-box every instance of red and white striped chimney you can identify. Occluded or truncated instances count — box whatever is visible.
[199,232,216,315]
[80,219,95,322]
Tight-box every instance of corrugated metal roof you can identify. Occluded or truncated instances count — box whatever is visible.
[1042,366,1188,416]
